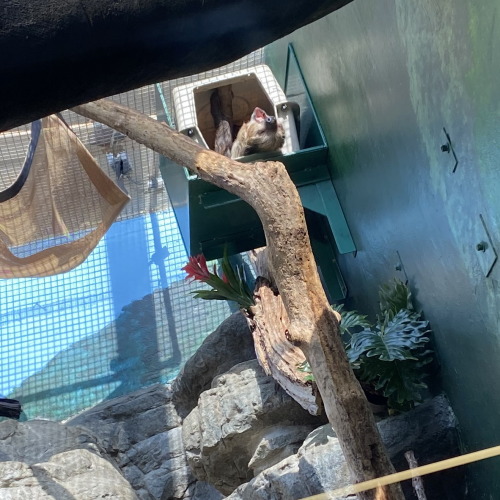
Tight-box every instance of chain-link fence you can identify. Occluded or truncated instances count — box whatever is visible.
[0,50,264,421]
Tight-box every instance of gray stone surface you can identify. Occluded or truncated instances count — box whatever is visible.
[0,419,104,464]
[0,341,463,500]
[378,393,464,500]
[182,359,320,495]
[122,426,191,499]
[227,394,464,500]
[0,449,138,499]
[183,480,225,500]
[0,420,138,499]
[66,383,221,500]
[66,383,181,457]
[226,425,354,500]
[248,425,317,475]
[172,312,256,419]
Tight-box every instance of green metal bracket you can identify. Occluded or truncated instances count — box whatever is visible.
[155,44,355,299]
[299,181,356,255]
[285,44,356,256]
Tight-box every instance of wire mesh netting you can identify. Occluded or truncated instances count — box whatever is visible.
[0,49,264,421]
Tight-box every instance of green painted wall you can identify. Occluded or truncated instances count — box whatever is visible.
[266,1,500,497]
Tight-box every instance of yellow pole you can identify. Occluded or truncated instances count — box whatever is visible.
[301,445,500,499]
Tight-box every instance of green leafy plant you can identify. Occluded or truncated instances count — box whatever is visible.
[378,279,413,319]
[297,360,315,382]
[182,250,254,310]
[300,280,433,412]
[334,304,371,336]
[347,309,432,411]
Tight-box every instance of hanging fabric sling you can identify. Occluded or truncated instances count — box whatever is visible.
[0,115,130,278]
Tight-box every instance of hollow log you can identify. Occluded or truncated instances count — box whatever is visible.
[72,98,404,500]
[247,247,321,415]
[249,276,320,415]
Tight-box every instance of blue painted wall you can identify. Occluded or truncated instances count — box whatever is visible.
[267,1,500,497]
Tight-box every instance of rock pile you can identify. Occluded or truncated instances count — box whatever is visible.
[0,312,465,499]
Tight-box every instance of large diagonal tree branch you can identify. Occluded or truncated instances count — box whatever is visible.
[72,99,403,500]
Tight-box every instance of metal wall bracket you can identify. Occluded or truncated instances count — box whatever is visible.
[475,214,497,277]
[394,250,409,284]
[441,127,459,173]
[299,181,356,255]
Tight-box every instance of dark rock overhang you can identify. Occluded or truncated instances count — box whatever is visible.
[0,0,353,131]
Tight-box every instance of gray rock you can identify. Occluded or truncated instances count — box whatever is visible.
[183,480,225,500]
[66,383,199,500]
[172,311,255,418]
[227,394,464,500]
[0,420,137,499]
[66,383,181,456]
[182,360,320,495]
[0,335,462,500]
[248,425,316,475]
[122,463,148,492]
[0,419,104,464]
[146,463,191,499]
[226,425,354,500]
[0,448,138,499]
[66,382,220,500]
[123,426,192,500]
[378,393,464,500]
[124,427,184,473]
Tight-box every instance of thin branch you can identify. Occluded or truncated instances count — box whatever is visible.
[405,450,428,500]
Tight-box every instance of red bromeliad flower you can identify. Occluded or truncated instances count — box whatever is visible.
[182,252,255,310]
[181,254,211,282]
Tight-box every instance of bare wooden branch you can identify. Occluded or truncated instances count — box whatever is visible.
[405,450,428,500]
[72,99,404,500]
[248,247,273,283]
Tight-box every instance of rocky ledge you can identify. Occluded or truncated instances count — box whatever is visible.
[0,312,465,499]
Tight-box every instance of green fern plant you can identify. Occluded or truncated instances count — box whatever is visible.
[378,279,413,319]
[300,280,434,412]
[334,304,371,336]
[349,280,433,411]
[347,308,432,410]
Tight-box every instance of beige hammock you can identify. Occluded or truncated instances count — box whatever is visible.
[0,114,130,278]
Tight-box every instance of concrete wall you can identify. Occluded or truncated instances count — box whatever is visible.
[266,1,500,497]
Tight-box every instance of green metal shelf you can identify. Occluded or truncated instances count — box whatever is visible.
[158,45,355,300]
